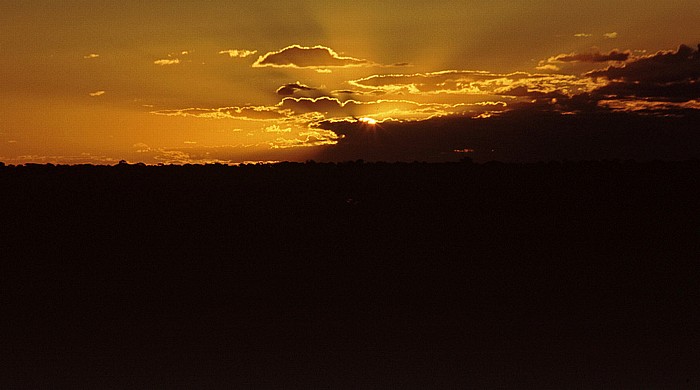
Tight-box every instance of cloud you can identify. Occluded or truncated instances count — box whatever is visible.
[89,91,105,97]
[574,33,593,37]
[586,44,700,83]
[276,82,316,96]
[536,64,560,71]
[599,99,700,112]
[83,54,99,59]
[277,96,506,122]
[604,32,618,39]
[548,50,630,63]
[154,58,180,65]
[314,107,700,162]
[350,70,593,97]
[133,142,151,153]
[151,96,504,129]
[265,125,292,133]
[332,90,358,95]
[269,129,340,149]
[252,45,370,68]
[585,44,700,102]
[150,105,288,121]
[219,49,258,58]
[593,81,700,102]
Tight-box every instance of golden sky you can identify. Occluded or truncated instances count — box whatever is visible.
[2,1,700,164]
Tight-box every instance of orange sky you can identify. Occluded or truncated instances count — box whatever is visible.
[2,1,700,164]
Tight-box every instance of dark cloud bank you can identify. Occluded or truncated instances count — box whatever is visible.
[316,44,700,162]
[588,44,700,101]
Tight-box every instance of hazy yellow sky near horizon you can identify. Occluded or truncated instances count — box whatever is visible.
[2,1,700,164]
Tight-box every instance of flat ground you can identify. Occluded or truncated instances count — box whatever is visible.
[2,160,699,388]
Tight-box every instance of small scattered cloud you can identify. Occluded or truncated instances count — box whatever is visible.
[276,82,317,96]
[604,32,619,39]
[536,64,560,71]
[264,125,292,133]
[219,49,258,58]
[252,45,370,68]
[574,33,593,37]
[154,58,180,65]
[89,90,106,97]
[133,142,151,153]
[83,53,99,59]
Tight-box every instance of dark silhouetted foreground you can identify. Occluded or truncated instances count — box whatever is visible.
[1,160,699,388]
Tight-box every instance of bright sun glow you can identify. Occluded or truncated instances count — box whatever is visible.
[359,117,377,125]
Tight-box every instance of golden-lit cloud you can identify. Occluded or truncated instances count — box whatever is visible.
[349,70,595,97]
[154,58,180,65]
[574,33,593,37]
[604,32,619,39]
[150,106,288,121]
[269,129,340,149]
[83,53,100,59]
[264,125,292,133]
[219,49,258,58]
[89,91,106,97]
[536,64,561,71]
[277,96,506,121]
[252,45,370,68]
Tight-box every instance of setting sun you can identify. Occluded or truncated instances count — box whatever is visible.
[359,117,378,125]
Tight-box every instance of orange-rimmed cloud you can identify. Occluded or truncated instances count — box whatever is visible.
[277,96,505,121]
[219,49,258,58]
[269,129,341,149]
[149,96,507,130]
[349,70,595,97]
[252,45,370,68]
[150,106,288,121]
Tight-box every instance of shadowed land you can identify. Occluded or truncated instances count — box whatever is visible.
[1,160,699,388]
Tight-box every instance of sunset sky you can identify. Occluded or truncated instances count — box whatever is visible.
[2,1,700,164]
